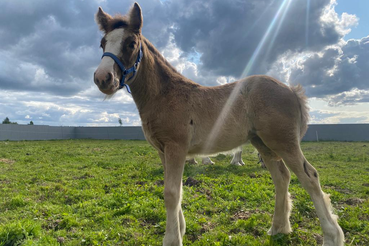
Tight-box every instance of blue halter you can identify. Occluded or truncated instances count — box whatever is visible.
[101,43,143,94]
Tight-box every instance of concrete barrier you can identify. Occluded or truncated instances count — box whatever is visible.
[0,124,75,141]
[302,124,369,142]
[0,125,145,141]
[75,126,145,140]
[1,124,368,141]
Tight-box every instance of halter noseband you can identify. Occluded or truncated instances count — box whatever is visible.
[101,43,143,94]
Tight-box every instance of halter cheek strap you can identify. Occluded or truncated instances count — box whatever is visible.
[101,43,143,94]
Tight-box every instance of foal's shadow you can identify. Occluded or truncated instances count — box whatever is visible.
[184,162,266,179]
[148,156,268,182]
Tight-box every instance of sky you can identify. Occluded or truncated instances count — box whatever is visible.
[0,0,368,126]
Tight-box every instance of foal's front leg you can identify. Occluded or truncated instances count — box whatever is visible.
[162,144,186,246]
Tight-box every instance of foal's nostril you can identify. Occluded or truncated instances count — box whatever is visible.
[94,71,114,88]
[106,72,113,83]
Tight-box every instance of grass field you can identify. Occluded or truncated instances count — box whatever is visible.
[0,140,368,245]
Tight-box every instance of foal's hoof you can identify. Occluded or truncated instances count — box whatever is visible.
[230,161,242,166]
[163,234,182,246]
[186,159,198,165]
[322,226,345,246]
[267,224,292,236]
[202,158,214,165]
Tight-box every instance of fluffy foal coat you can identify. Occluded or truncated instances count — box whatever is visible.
[93,3,344,246]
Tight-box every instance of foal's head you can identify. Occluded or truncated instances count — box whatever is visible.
[94,3,143,95]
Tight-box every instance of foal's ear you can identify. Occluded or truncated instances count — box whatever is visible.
[129,2,143,32]
[95,7,112,33]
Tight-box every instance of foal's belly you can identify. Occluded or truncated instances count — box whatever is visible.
[188,124,250,155]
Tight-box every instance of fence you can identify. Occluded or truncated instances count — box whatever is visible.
[1,124,369,141]
[0,125,145,141]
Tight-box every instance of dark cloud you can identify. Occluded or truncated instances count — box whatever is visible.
[0,0,174,96]
[167,0,341,77]
[288,36,369,98]
[327,89,369,106]
[0,0,353,95]
[0,0,103,95]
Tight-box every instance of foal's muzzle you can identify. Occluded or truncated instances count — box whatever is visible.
[101,43,143,94]
[93,70,119,95]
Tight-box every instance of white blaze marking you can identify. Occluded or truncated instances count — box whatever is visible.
[97,29,125,73]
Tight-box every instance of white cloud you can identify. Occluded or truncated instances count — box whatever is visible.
[320,0,358,36]
[160,34,236,86]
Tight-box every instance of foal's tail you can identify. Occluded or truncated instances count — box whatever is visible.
[291,84,310,140]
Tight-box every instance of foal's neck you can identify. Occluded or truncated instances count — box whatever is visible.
[130,37,194,112]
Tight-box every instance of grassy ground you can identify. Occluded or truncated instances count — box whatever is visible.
[0,140,368,246]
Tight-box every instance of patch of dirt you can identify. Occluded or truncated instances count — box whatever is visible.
[200,221,215,234]
[314,233,324,244]
[140,218,159,227]
[249,173,262,178]
[57,237,65,243]
[344,197,365,205]
[0,179,11,184]
[324,185,352,194]
[231,209,260,221]
[104,185,110,194]
[73,173,94,180]
[155,180,164,186]
[184,177,201,187]
[196,188,212,200]
[44,218,61,230]
[135,181,146,186]
[0,158,15,164]
[362,183,369,187]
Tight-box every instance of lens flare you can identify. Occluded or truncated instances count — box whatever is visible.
[305,0,311,47]
[264,0,292,59]
[203,0,293,153]
[240,0,291,78]
[239,1,275,41]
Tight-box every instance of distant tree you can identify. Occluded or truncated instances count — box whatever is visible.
[2,117,18,124]
[118,118,123,126]
[2,117,10,124]
[29,121,34,125]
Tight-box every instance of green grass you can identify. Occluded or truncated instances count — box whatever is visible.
[0,140,368,245]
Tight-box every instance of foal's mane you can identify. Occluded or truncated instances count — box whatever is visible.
[142,37,179,75]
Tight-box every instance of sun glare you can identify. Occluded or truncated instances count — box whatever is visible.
[203,0,293,153]
[241,0,292,78]
[305,0,311,47]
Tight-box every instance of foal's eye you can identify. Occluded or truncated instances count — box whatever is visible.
[129,41,137,49]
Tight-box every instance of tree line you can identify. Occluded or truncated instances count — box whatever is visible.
[2,117,33,125]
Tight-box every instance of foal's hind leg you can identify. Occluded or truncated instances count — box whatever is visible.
[250,136,292,234]
[230,149,245,166]
[280,148,344,246]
